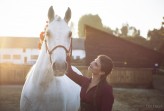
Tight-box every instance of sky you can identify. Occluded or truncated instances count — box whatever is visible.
[0,0,164,38]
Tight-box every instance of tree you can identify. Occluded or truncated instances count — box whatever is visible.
[78,14,112,38]
[120,24,128,37]
[147,17,164,51]
[114,24,140,38]
[147,27,164,50]
[113,28,120,36]
[113,24,149,48]
[129,26,140,37]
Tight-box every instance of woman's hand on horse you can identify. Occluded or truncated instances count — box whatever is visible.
[66,54,73,74]
[66,54,71,66]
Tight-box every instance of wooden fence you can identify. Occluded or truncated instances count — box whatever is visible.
[107,68,153,88]
[0,64,31,85]
[0,64,153,88]
[77,66,153,88]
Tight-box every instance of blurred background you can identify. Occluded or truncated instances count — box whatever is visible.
[0,0,164,111]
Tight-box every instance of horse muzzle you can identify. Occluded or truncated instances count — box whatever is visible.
[52,62,67,76]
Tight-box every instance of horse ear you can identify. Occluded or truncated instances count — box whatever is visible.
[64,7,71,23]
[48,6,55,22]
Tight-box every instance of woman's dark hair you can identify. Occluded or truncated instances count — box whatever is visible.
[98,55,113,76]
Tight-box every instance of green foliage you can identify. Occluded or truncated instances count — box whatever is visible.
[78,14,112,38]
[147,27,164,41]
[113,24,151,51]
[147,27,164,52]
[117,17,164,55]
[121,24,128,37]
[147,17,164,52]
[114,23,140,38]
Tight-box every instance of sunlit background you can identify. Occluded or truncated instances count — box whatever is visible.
[0,0,164,38]
[0,1,164,111]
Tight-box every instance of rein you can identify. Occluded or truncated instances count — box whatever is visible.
[44,37,72,64]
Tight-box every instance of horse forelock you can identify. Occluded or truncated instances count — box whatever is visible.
[54,15,61,21]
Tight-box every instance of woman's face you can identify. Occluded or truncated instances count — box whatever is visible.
[88,57,102,75]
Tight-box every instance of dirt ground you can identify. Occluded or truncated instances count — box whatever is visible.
[0,85,164,111]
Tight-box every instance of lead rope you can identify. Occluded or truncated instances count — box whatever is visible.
[67,37,72,57]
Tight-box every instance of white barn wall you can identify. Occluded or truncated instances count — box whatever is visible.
[72,50,85,59]
[0,49,85,65]
[0,48,40,64]
[0,37,85,65]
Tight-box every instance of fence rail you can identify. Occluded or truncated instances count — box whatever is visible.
[0,64,31,85]
[0,64,153,88]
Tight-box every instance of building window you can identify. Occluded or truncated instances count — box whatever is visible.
[23,48,26,52]
[76,56,80,60]
[31,55,38,60]
[24,57,27,64]
[13,55,21,59]
[3,55,11,59]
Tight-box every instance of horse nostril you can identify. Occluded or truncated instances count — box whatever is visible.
[64,62,67,70]
[52,62,67,72]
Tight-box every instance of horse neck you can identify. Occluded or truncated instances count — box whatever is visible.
[36,42,50,68]
[32,42,54,85]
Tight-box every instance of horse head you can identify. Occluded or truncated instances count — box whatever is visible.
[44,6,72,76]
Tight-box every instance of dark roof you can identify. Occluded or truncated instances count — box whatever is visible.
[84,25,163,55]
[0,37,84,50]
[159,43,164,54]
[84,25,164,68]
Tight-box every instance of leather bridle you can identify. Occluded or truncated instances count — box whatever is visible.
[44,37,72,64]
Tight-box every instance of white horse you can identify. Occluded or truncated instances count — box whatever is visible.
[20,6,82,111]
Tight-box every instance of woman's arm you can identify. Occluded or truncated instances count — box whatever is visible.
[66,55,88,86]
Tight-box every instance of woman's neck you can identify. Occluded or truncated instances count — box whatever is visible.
[91,74,101,84]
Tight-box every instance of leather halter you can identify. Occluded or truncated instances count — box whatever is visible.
[44,37,72,64]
